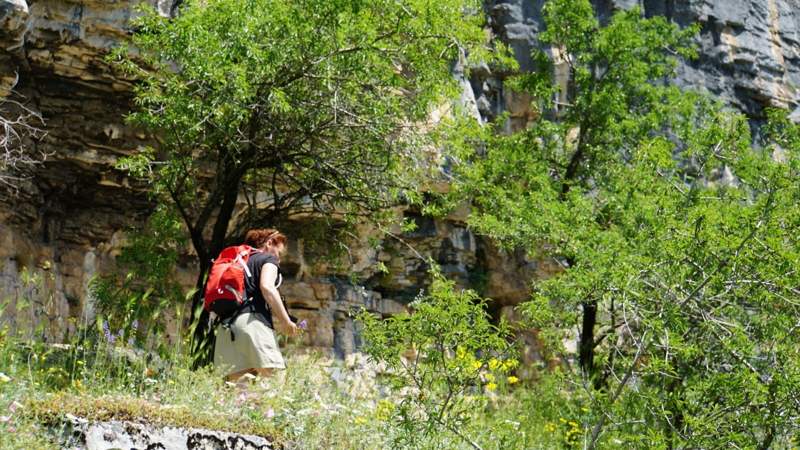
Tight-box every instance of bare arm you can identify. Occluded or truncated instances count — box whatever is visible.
[260,263,298,335]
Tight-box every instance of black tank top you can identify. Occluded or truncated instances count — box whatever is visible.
[244,252,282,329]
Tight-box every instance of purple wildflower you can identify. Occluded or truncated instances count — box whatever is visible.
[102,321,116,344]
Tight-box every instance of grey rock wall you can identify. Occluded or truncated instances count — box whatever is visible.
[477,0,800,124]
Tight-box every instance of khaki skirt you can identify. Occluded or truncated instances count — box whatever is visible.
[214,312,286,373]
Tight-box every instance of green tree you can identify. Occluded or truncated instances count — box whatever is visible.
[440,0,701,377]
[109,0,508,363]
[441,0,800,447]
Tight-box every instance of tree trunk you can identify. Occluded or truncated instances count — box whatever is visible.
[189,165,244,368]
[580,300,597,376]
[664,372,683,449]
[561,123,598,378]
[757,378,778,450]
[189,262,213,369]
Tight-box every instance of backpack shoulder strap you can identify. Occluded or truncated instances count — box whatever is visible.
[234,251,252,279]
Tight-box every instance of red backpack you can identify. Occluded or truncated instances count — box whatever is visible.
[203,245,261,317]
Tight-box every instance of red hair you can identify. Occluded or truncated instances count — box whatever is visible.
[244,228,287,249]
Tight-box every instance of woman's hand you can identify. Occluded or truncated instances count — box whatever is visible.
[277,320,300,336]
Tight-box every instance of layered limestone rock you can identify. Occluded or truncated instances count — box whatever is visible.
[1,0,798,359]
[60,415,277,450]
[478,0,800,126]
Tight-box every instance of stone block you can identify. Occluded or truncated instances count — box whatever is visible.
[281,281,320,310]
[310,281,335,303]
[378,298,407,316]
[289,309,334,349]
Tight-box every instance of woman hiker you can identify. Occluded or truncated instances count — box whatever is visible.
[213,228,300,381]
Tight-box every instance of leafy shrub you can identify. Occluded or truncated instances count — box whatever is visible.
[359,268,516,449]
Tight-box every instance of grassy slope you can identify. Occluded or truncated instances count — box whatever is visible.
[0,336,567,449]
[0,339,392,449]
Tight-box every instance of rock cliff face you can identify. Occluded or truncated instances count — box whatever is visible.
[1,0,798,356]
[478,0,800,127]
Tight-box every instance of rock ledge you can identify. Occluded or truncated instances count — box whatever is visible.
[60,415,277,450]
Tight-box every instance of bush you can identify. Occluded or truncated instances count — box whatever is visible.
[359,268,516,449]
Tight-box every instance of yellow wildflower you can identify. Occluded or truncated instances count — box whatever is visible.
[488,358,501,371]
[375,399,395,421]
[484,373,495,382]
[507,376,519,384]
[471,360,482,371]
[501,359,519,372]
[485,382,497,391]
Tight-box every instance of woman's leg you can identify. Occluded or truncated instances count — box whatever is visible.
[253,368,276,378]
[224,367,258,383]
[224,367,277,382]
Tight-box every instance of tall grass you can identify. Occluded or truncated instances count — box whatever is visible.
[0,323,396,449]
[0,272,568,450]
[0,322,578,450]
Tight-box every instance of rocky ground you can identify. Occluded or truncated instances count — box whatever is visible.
[59,415,276,450]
